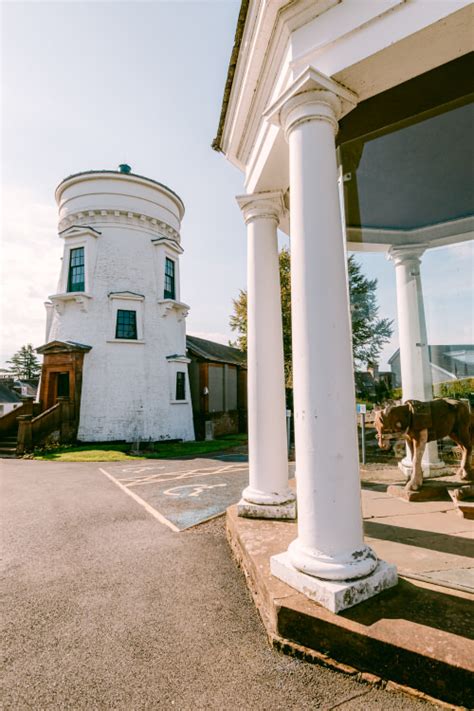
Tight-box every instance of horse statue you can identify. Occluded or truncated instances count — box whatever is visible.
[374,398,473,492]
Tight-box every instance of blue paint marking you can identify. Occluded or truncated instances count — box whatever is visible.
[111,461,249,530]
[213,453,248,462]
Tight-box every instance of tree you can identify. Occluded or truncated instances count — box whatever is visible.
[7,344,41,379]
[230,250,392,385]
[348,255,393,369]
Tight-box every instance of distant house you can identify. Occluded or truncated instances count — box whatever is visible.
[354,365,393,400]
[0,383,22,417]
[12,379,38,399]
[186,335,247,439]
[389,345,474,387]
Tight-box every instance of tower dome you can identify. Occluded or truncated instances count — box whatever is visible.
[39,167,194,442]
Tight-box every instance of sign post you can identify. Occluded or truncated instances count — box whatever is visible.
[356,403,367,464]
[286,410,292,453]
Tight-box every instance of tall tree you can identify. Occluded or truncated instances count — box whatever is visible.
[7,344,41,379]
[230,250,392,384]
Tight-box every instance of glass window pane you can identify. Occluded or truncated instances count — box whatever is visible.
[164,257,175,299]
[116,309,137,339]
[68,247,85,292]
[176,372,186,400]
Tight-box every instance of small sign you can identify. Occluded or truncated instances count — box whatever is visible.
[356,403,367,414]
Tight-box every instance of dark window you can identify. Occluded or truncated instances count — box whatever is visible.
[164,258,175,300]
[57,373,70,397]
[116,309,137,339]
[176,372,186,400]
[67,247,85,292]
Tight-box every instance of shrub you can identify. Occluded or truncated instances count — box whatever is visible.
[437,378,474,399]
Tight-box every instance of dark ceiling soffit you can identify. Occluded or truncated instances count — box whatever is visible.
[337,52,474,146]
[211,0,250,153]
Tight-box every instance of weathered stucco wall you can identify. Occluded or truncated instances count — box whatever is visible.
[47,171,194,442]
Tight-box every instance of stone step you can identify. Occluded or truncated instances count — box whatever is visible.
[0,446,17,454]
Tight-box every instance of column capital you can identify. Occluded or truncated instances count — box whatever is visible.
[236,190,286,225]
[388,244,429,267]
[264,66,357,141]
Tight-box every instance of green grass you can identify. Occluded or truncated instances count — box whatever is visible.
[32,434,248,462]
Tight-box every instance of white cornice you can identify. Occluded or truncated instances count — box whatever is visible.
[264,66,358,127]
[223,0,338,168]
[151,237,184,254]
[59,225,101,239]
[58,210,181,242]
[108,291,145,302]
[221,0,471,182]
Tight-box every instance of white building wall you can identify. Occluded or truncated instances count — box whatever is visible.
[47,171,194,442]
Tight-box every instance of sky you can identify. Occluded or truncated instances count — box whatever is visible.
[1,0,473,372]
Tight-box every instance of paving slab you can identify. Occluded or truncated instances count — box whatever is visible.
[367,509,474,534]
[361,495,454,518]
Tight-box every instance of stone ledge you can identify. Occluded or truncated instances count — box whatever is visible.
[237,498,296,520]
[226,504,474,707]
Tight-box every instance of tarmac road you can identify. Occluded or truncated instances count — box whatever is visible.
[1,459,441,710]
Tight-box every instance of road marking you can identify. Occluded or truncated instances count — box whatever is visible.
[99,467,180,532]
[117,463,249,488]
[163,483,228,498]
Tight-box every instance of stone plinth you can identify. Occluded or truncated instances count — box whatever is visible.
[237,499,296,520]
[271,552,397,613]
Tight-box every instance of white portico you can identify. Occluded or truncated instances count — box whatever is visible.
[214,0,473,610]
[40,166,194,443]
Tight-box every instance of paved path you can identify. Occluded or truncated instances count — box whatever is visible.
[1,459,440,710]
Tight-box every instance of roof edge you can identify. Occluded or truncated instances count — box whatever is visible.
[211,0,250,153]
[55,170,185,217]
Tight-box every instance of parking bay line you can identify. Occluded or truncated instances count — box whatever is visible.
[99,466,180,533]
[118,463,249,488]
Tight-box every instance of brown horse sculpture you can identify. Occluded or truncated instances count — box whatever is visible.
[374,398,473,491]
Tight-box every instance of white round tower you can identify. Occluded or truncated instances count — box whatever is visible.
[41,165,195,442]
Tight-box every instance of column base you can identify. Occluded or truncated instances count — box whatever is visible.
[237,498,297,520]
[271,551,397,613]
[399,459,448,480]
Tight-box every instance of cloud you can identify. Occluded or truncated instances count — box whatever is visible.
[0,186,60,365]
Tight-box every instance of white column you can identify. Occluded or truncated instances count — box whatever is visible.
[236,192,296,519]
[389,246,445,476]
[268,84,396,612]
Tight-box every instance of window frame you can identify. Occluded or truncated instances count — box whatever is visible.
[175,371,186,401]
[67,246,85,293]
[164,257,176,300]
[115,309,138,340]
